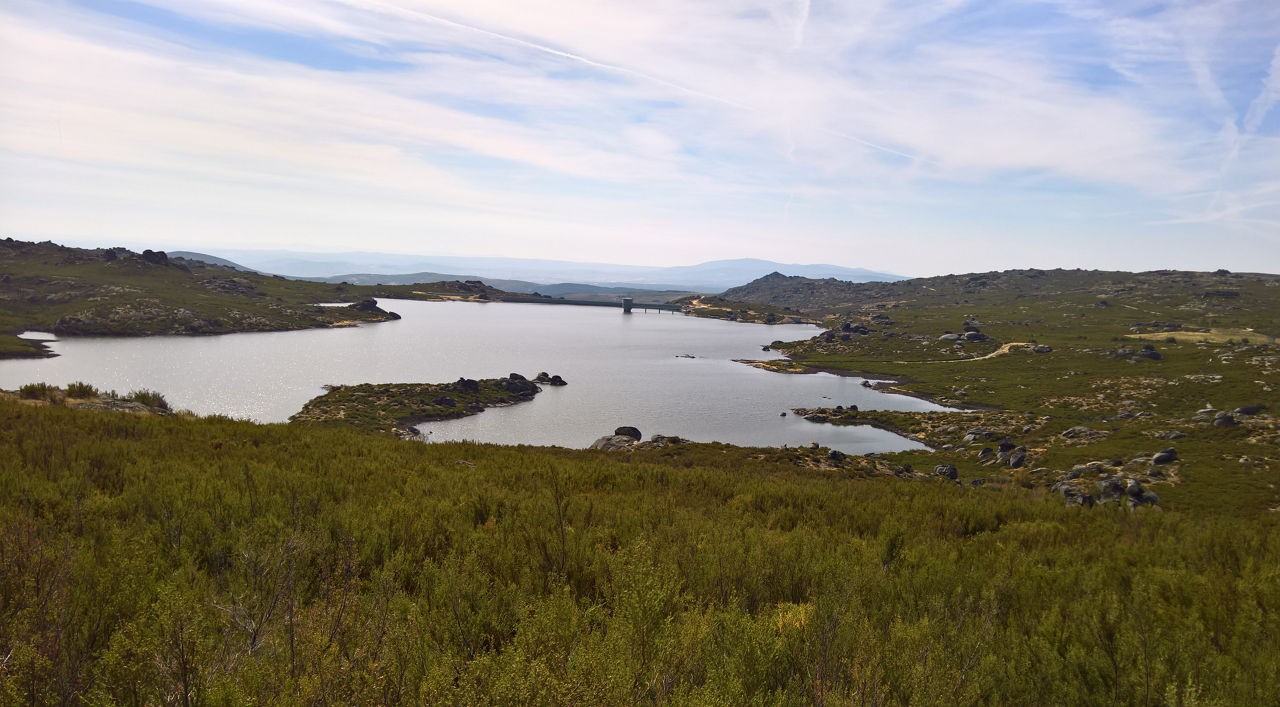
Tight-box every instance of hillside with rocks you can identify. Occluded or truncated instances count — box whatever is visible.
[0,239,505,357]
[718,267,1280,515]
[722,268,1280,322]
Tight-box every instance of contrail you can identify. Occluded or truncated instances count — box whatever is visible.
[788,0,811,51]
[1242,43,1280,137]
[357,0,751,111]
[356,0,926,162]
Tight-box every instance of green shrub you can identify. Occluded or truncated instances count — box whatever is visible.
[18,382,60,401]
[125,388,170,411]
[65,381,100,398]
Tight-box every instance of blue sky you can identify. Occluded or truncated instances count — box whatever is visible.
[1,0,1278,275]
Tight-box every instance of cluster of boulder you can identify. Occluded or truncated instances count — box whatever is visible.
[938,328,989,344]
[1111,344,1163,362]
[1054,477,1162,508]
[348,298,401,320]
[1059,425,1110,443]
[812,314,898,345]
[140,249,169,266]
[450,372,565,398]
[1047,447,1180,508]
[533,372,567,386]
[202,277,261,297]
[499,373,539,396]
[590,427,687,451]
[962,428,1029,468]
[1193,404,1266,427]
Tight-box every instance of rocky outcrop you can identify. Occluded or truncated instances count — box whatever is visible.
[348,299,401,320]
[1052,476,1161,509]
[1060,426,1109,443]
[590,435,639,451]
[500,374,538,396]
[140,249,169,266]
[1111,344,1163,362]
[590,429,688,452]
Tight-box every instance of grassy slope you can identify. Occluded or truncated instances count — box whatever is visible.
[710,269,1280,516]
[1,400,1278,704]
[0,239,503,355]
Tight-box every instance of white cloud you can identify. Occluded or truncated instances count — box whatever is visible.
[0,0,1278,273]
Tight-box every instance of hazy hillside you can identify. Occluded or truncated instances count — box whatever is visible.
[202,248,900,291]
[309,271,538,292]
[657,258,901,288]
[169,250,258,272]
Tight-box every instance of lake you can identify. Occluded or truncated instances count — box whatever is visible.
[0,300,945,453]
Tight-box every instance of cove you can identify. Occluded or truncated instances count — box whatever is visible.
[0,300,945,453]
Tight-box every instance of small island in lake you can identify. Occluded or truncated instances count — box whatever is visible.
[290,373,565,438]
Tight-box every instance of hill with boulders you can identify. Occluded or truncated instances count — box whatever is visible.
[0,238,506,358]
[722,268,1280,321]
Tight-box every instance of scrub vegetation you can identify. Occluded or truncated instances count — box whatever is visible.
[1,399,1278,704]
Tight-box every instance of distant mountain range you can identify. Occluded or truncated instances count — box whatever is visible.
[172,249,902,293]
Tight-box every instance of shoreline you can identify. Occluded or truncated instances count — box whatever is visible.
[733,357,988,410]
[0,304,406,360]
[0,338,57,360]
[790,410,937,449]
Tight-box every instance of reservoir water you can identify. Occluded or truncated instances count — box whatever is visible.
[0,300,944,453]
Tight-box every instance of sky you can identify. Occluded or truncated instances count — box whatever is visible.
[1,0,1278,276]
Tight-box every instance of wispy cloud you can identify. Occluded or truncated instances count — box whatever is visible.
[1,0,1278,274]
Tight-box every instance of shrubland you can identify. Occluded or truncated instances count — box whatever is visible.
[1,399,1278,704]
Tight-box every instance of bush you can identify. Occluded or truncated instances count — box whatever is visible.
[18,382,61,402]
[125,388,170,411]
[65,381,100,398]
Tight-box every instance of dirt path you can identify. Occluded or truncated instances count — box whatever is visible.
[896,342,1032,365]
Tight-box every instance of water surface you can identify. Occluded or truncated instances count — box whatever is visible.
[1,300,944,453]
